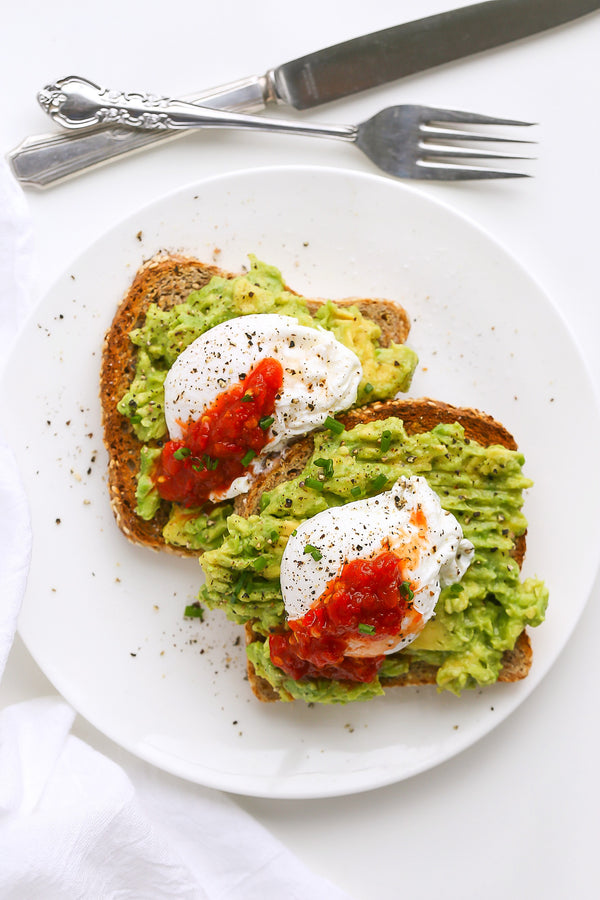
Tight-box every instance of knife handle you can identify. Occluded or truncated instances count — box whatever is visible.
[7,74,273,189]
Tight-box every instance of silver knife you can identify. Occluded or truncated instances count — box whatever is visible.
[9,0,600,188]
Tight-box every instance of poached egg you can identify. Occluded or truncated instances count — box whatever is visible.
[163,313,362,500]
[280,475,474,656]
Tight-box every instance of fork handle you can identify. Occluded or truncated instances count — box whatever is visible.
[9,75,273,188]
[39,76,356,140]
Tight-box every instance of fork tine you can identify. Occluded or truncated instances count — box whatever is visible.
[420,106,536,127]
[421,125,536,144]
[420,142,535,161]
[415,160,531,181]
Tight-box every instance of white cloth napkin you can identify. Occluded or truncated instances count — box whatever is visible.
[0,159,351,900]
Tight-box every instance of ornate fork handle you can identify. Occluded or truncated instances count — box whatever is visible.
[38,75,355,140]
[39,79,187,131]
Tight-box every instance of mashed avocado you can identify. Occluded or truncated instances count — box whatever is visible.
[199,417,548,700]
[118,257,418,551]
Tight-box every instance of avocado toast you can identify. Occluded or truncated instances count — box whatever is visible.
[100,253,417,556]
[199,398,548,701]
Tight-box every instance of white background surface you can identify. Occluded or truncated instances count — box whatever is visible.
[2,1,599,897]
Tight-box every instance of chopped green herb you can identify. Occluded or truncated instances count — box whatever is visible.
[241,393,254,402]
[241,449,256,466]
[304,544,323,561]
[323,415,344,435]
[252,556,268,571]
[259,415,275,430]
[304,476,324,492]
[130,414,142,424]
[232,571,251,595]
[203,455,219,470]
[184,603,204,619]
[358,623,376,635]
[364,383,374,394]
[270,530,279,543]
[351,486,362,498]
[400,581,415,601]
[369,473,388,493]
[173,447,191,460]
[314,458,334,478]
[380,430,392,454]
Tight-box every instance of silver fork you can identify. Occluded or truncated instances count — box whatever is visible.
[38,75,534,182]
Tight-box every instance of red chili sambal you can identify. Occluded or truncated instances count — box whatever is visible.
[154,357,283,506]
[269,551,421,683]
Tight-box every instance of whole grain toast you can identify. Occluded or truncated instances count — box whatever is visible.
[100,252,413,555]
[237,397,533,700]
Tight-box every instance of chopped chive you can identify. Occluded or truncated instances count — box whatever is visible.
[173,446,191,460]
[241,393,254,402]
[364,382,374,394]
[358,623,376,635]
[304,476,324,492]
[400,581,415,601]
[303,544,323,561]
[130,414,142,424]
[380,430,392,453]
[184,603,204,619]
[270,530,279,542]
[323,415,344,435]
[241,449,256,466]
[314,457,334,478]
[232,571,251,595]
[351,486,362,498]
[291,529,298,537]
[259,415,275,430]
[203,454,219,470]
[191,460,205,472]
[251,556,268,571]
[369,473,388,493]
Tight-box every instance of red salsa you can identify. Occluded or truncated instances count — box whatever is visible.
[269,550,421,683]
[154,357,283,506]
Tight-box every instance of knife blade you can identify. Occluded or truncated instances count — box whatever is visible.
[9,0,599,187]
[273,0,600,108]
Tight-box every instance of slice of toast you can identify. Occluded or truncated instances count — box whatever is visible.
[236,397,533,700]
[100,253,413,555]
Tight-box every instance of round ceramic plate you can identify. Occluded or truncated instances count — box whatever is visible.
[3,166,599,799]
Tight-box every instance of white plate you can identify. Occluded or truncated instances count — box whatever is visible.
[3,166,600,799]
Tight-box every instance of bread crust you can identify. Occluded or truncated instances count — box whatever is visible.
[100,253,412,555]
[240,397,532,700]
